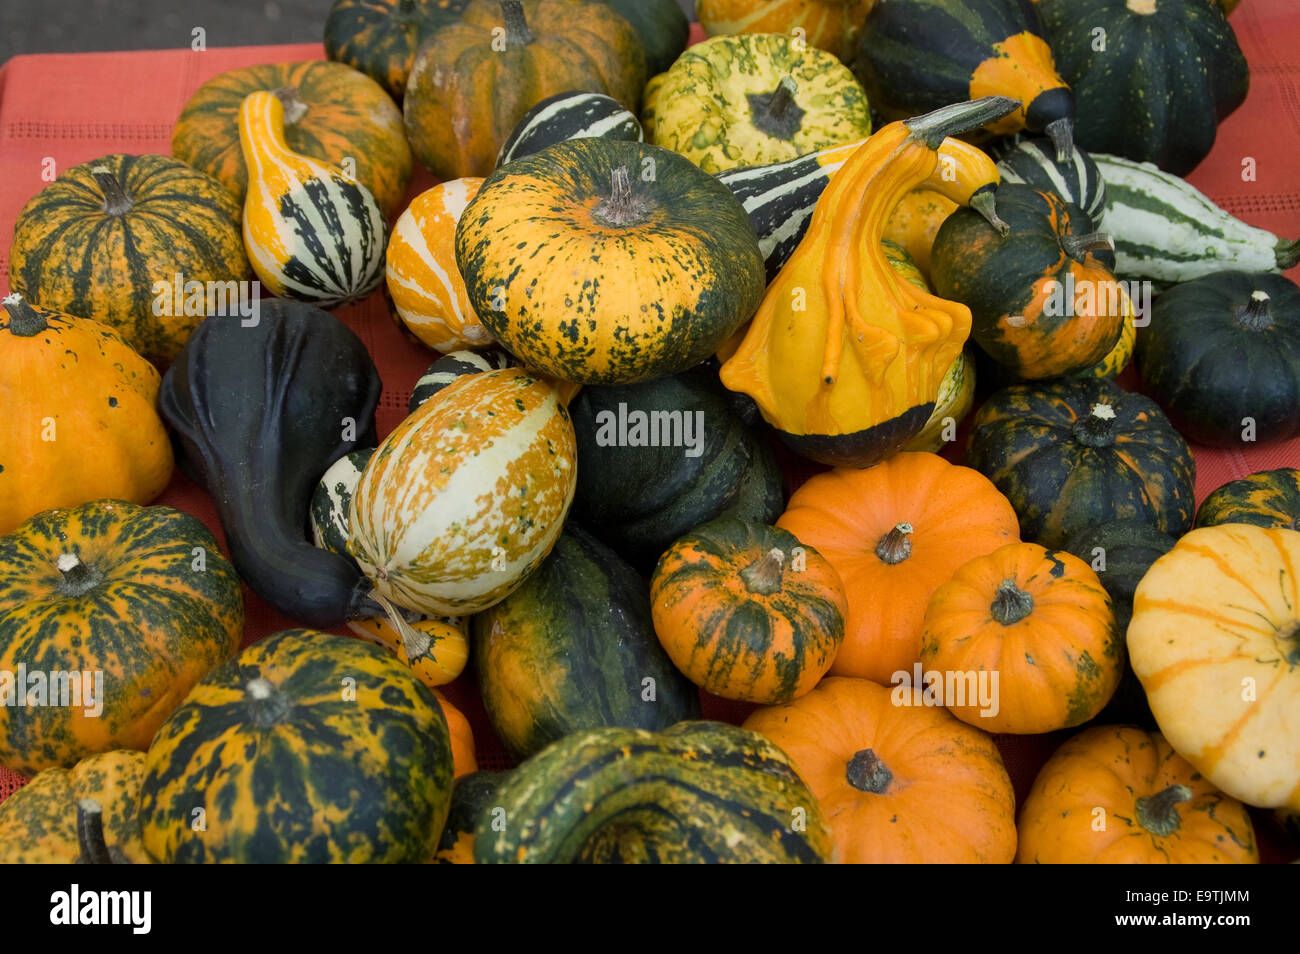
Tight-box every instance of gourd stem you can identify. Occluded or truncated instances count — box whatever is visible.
[76,799,115,864]
[90,165,133,216]
[739,547,785,596]
[500,0,533,47]
[371,590,433,662]
[272,86,309,125]
[874,523,914,565]
[845,749,893,794]
[1045,117,1075,163]
[1135,784,1192,838]
[591,166,650,227]
[2,293,48,337]
[748,76,805,141]
[990,579,1034,625]
[1073,402,1118,448]
[1275,239,1300,271]
[970,189,1010,237]
[55,553,101,598]
[245,677,291,727]
[1235,291,1274,331]
[1061,231,1114,262]
[904,96,1021,150]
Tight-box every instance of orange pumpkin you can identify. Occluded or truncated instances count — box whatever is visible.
[347,616,469,689]
[743,677,1017,863]
[1017,725,1258,864]
[776,452,1019,685]
[696,0,877,62]
[882,188,958,281]
[920,542,1121,734]
[432,690,478,779]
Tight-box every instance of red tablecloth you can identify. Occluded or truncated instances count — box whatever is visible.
[1,10,1298,860]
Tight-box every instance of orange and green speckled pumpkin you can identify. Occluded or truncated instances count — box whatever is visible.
[404,0,646,180]
[8,154,248,365]
[0,295,173,535]
[385,178,494,353]
[1017,725,1258,864]
[172,60,412,218]
[0,750,148,864]
[649,519,848,704]
[137,629,454,863]
[434,770,504,863]
[1196,468,1300,531]
[0,500,244,776]
[348,368,577,617]
[650,33,872,173]
[920,541,1121,734]
[1128,524,1300,812]
[697,0,877,62]
[456,137,766,385]
[743,677,1017,864]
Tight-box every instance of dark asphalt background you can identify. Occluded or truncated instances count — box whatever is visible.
[0,0,699,67]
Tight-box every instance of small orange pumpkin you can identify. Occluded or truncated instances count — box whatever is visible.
[920,541,1121,734]
[743,677,1017,863]
[432,690,478,779]
[346,616,469,689]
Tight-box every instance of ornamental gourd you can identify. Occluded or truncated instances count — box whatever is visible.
[1197,469,1300,531]
[432,690,478,778]
[743,677,1017,864]
[719,98,1020,467]
[347,617,469,689]
[697,0,876,62]
[348,368,577,617]
[1128,524,1300,811]
[854,0,1076,159]
[0,296,173,535]
[435,771,504,863]
[650,33,873,173]
[404,0,646,179]
[1017,726,1258,864]
[408,349,516,413]
[920,542,1121,734]
[601,0,690,76]
[0,501,244,776]
[323,0,472,101]
[777,453,1020,685]
[496,91,643,167]
[9,154,248,364]
[456,137,766,385]
[138,630,455,863]
[992,134,1107,224]
[385,178,494,353]
[238,90,387,307]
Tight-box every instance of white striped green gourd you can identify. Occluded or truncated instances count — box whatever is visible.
[347,367,577,617]
[496,90,642,167]
[238,90,387,306]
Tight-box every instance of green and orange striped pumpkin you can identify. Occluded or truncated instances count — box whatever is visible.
[172,60,413,218]
[8,154,248,365]
[238,90,388,307]
[323,0,473,101]
[1196,468,1300,531]
[137,629,455,863]
[696,0,877,62]
[348,367,577,617]
[649,519,848,704]
[0,500,244,776]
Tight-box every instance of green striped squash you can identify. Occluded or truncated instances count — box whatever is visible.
[474,722,834,863]
[1197,468,1300,531]
[473,523,700,760]
[991,134,1106,223]
[310,448,376,557]
[408,349,515,413]
[497,90,642,167]
[349,367,577,617]
[138,629,454,863]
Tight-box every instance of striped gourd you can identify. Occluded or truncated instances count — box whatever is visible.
[386,178,493,351]
[310,448,376,556]
[1095,153,1300,283]
[474,722,834,863]
[497,91,642,167]
[409,349,516,413]
[992,134,1105,224]
[238,90,387,307]
[348,367,577,617]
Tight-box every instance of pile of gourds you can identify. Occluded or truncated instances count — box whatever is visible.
[1,0,1297,865]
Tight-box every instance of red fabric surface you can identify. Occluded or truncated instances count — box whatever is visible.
[0,12,1297,861]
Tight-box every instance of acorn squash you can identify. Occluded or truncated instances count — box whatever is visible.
[1197,468,1300,531]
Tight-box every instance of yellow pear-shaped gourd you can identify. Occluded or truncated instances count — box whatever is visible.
[238,89,387,306]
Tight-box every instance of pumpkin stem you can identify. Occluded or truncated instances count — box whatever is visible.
[748,76,805,142]
[1073,402,1118,448]
[371,589,434,663]
[1045,117,1075,163]
[272,86,309,125]
[990,578,1034,625]
[970,188,1010,237]
[1235,290,1274,331]
[1135,784,1193,838]
[845,749,893,794]
[55,552,102,598]
[245,677,291,727]
[90,165,133,216]
[1275,239,1300,271]
[1061,231,1114,262]
[2,293,49,337]
[739,547,785,596]
[76,799,117,864]
[592,166,651,227]
[875,523,915,565]
[904,96,1021,150]
[500,0,534,47]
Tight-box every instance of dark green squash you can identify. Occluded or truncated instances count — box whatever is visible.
[435,770,507,864]
[965,377,1196,548]
[496,91,643,167]
[1136,271,1300,448]
[324,0,472,101]
[989,133,1106,223]
[474,721,833,863]
[568,367,784,571]
[472,523,700,761]
[601,0,689,76]
[159,301,384,627]
[1035,0,1249,176]
[1196,468,1300,531]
